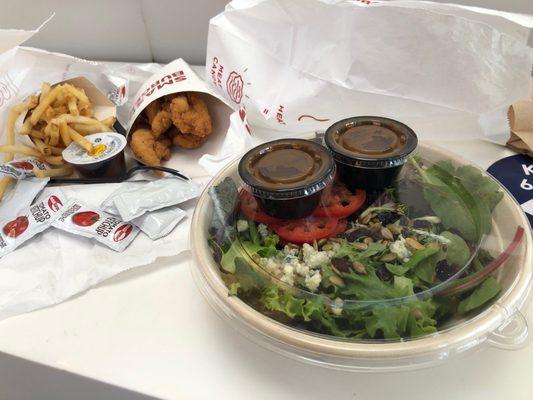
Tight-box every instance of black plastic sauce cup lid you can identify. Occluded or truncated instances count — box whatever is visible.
[238,138,335,200]
[325,116,418,169]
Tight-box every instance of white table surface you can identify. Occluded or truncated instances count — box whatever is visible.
[0,65,531,399]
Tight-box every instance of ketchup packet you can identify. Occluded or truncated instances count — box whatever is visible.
[0,158,48,180]
[0,190,66,259]
[53,200,140,252]
[0,177,50,223]
[101,178,200,221]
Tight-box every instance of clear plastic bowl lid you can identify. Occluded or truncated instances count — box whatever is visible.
[198,143,530,344]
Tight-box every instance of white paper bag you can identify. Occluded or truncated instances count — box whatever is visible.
[206,0,533,143]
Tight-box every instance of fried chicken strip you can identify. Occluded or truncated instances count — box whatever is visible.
[154,135,172,161]
[168,92,212,137]
[144,99,172,138]
[130,127,160,167]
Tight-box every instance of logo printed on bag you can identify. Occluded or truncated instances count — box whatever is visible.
[239,107,252,134]
[0,73,17,108]
[132,71,187,112]
[226,71,244,104]
[48,195,64,212]
[276,105,286,125]
[210,57,224,88]
[114,224,133,242]
[297,114,330,122]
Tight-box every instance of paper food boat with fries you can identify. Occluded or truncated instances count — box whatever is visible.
[0,76,117,185]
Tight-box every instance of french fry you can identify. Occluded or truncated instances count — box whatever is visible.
[33,165,73,178]
[53,105,68,115]
[0,145,42,158]
[29,129,46,139]
[100,116,116,128]
[30,85,63,125]
[48,124,60,146]
[51,115,110,132]
[40,82,51,102]
[19,117,34,135]
[80,105,94,116]
[58,121,73,146]
[70,123,103,135]
[50,146,64,156]
[67,126,93,153]
[63,84,90,108]
[33,138,52,156]
[43,155,64,165]
[66,95,79,116]
[5,99,37,161]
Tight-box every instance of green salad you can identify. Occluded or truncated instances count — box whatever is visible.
[206,158,522,340]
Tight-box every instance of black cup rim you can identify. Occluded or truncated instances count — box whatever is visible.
[324,116,418,169]
[238,138,336,200]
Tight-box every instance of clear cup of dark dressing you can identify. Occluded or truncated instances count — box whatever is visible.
[238,139,336,219]
[324,116,418,191]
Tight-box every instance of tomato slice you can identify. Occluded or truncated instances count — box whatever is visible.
[313,183,366,218]
[329,219,347,238]
[273,216,338,244]
[239,190,282,225]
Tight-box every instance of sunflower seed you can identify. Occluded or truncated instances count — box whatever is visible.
[363,237,374,245]
[380,252,397,262]
[380,227,394,241]
[318,238,327,247]
[321,243,333,251]
[352,242,368,250]
[352,261,367,274]
[359,213,373,225]
[387,223,402,235]
[405,237,426,251]
[329,275,345,287]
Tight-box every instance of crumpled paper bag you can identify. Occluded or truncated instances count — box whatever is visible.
[206,0,533,143]
[507,77,533,156]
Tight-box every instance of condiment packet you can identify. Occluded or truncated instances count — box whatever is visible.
[0,158,48,180]
[53,199,140,252]
[0,190,66,259]
[0,177,50,223]
[130,207,186,240]
[100,177,200,221]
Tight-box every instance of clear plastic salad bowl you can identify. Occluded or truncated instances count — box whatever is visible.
[190,142,532,371]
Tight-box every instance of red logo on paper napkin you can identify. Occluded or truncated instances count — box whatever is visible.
[114,224,133,242]
[226,71,244,104]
